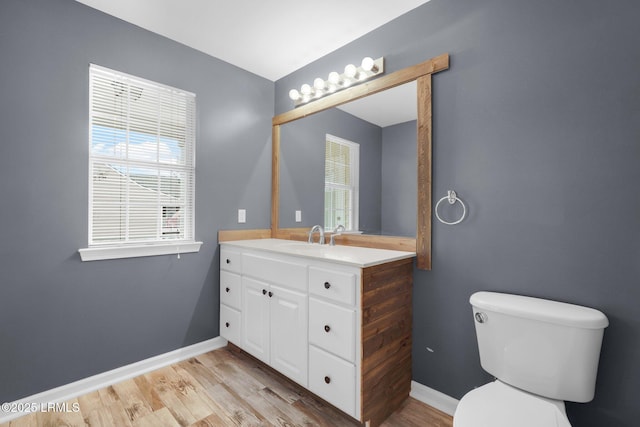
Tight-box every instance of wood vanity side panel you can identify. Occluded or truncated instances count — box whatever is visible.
[361,258,413,427]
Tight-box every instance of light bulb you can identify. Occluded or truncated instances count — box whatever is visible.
[344,64,358,78]
[300,84,312,95]
[361,57,378,72]
[314,78,326,91]
[328,71,341,85]
[289,89,301,101]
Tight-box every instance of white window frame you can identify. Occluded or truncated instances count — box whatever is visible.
[79,64,201,261]
[324,134,359,232]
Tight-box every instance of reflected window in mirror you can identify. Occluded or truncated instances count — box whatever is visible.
[324,134,359,232]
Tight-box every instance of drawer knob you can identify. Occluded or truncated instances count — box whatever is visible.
[324,376,331,384]
[324,281,331,289]
[225,287,230,293]
[225,322,230,328]
[268,291,273,298]
[324,325,331,333]
[262,289,267,295]
[226,259,231,264]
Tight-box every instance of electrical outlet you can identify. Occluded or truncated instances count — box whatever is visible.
[295,210,302,222]
[238,209,246,223]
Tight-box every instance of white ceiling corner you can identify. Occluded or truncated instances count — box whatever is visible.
[75,0,431,81]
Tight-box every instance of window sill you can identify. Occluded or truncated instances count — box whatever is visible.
[78,241,203,262]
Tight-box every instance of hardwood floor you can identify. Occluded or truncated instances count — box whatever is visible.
[2,346,453,427]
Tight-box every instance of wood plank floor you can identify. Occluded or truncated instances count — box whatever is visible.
[2,346,453,427]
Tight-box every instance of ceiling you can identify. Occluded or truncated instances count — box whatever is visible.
[75,0,431,81]
[76,0,429,126]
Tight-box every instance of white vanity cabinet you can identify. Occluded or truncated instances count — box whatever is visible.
[219,239,414,427]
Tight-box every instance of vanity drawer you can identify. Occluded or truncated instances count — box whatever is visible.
[220,247,242,274]
[309,297,355,362]
[309,267,356,306]
[220,271,241,310]
[243,253,307,292]
[220,304,241,345]
[309,345,356,417]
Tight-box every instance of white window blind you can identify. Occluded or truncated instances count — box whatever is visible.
[324,134,359,231]
[87,64,196,251]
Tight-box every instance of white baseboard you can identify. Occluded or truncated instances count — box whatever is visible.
[410,380,459,416]
[0,336,227,424]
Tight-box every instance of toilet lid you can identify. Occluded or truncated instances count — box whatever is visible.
[454,381,572,427]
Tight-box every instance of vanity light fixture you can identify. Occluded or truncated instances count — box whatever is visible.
[289,56,384,106]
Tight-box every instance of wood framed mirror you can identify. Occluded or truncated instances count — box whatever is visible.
[271,53,449,270]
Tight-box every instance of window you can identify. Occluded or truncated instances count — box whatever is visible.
[324,134,359,231]
[79,64,201,261]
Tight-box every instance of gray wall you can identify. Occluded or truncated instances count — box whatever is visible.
[276,0,640,425]
[0,0,273,402]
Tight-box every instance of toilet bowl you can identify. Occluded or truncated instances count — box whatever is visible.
[453,292,608,427]
[454,380,571,427]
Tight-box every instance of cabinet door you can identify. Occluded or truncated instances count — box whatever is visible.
[220,271,241,310]
[269,285,308,387]
[309,345,356,417]
[309,267,356,306]
[220,247,242,274]
[242,277,270,364]
[309,297,356,362]
[220,304,241,345]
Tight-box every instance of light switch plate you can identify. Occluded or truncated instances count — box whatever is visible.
[295,210,302,222]
[238,209,246,223]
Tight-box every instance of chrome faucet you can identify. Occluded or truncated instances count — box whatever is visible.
[308,225,325,245]
[329,224,345,246]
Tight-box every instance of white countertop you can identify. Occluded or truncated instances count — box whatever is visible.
[220,238,416,268]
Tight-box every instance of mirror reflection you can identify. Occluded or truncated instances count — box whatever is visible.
[279,81,417,237]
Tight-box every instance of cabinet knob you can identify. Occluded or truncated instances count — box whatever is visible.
[268,291,273,298]
[225,322,230,328]
[324,376,331,384]
[324,281,331,289]
[225,287,230,293]
[226,259,231,264]
[324,325,331,333]
[262,289,267,295]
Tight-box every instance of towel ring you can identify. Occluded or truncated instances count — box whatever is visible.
[435,190,466,225]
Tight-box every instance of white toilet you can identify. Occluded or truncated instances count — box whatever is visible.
[454,291,608,427]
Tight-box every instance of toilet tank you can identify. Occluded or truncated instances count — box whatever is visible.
[470,291,608,403]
